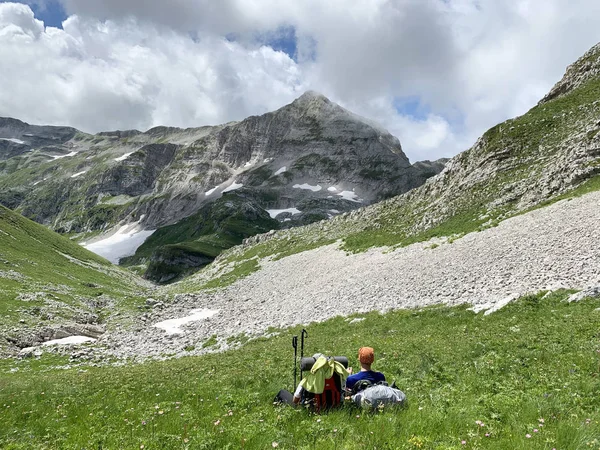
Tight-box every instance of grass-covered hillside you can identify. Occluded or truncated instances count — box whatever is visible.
[174,42,600,291]
[121,193,279,283]
[1,291,599,449]
[0,205,148,342]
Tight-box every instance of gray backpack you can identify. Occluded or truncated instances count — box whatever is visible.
[352,383,407,409]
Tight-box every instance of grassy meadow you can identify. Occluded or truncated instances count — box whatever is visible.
[1,290,599,449]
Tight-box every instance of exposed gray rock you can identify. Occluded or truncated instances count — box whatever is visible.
[568,286,600,303]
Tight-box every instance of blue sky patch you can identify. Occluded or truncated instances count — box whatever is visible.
[393,96,431,121]
[263,26,297,61]
[2,0,68,28]
[228,26,299,61]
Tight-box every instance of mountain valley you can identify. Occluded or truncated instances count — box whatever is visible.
[1,38,600,450]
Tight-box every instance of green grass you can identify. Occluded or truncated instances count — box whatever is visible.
[1,291,599,449]
[0,205,148,329]
[199,258,260,290]
[125,194,279,265]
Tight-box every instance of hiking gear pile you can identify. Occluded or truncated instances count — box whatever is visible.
[351,380,407,410]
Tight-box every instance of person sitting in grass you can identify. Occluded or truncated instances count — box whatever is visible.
[345,347,385,393]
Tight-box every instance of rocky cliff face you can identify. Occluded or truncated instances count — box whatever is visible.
[0,92,444,236]
[207,41,600,271]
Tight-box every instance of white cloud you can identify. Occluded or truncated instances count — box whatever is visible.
[0,3,302,132]
[1,0,600,162]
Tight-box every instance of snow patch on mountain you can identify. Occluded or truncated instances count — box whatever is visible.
[223,182,243,193]
[82,222,155,264]
[267,208,301,218]
[114,152,134,162]
[293,183,322,192]
[337,190,362,202]
[153,309,219,335]
[51,151,78,160]
[205,186,219,196]
[0,137,26,144]
[42,336,96,346]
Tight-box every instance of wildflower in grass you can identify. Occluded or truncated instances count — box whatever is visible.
[272,442,279,448]
[333,429,338,433]
[158,410,164,415]
[461,440,466,445]
[539,418,545,423]
[526,434,532,438]
[141,421,146,426]
[140,446,144,449]
[228,410,233,416]
[356,415,360,419]
[184,438,189,443]
[533,429,539,433]
[316,419,321,423]
[485,433,490,437]
[214,420,221,426]
[475,420,481,425]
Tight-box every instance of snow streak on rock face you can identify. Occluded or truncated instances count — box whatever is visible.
[51,151,78,160]
[222,182,243,193]
[266,208,301,218]
[205,186,219,196]
[153,309,219,335]
[82,223,155,264]
[0,137,25,144]
[293,183,322,192]
[114,152,134,162]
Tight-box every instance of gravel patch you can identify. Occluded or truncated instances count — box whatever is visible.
[83,191,600,360]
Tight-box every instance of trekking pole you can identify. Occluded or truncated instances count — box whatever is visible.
[300,329,308,380]
[292,335,298,389]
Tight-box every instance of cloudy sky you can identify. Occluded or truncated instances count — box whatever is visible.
[0,1,599,161]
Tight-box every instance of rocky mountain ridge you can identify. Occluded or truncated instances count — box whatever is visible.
[0,92,445,236]
[198,40,600,275]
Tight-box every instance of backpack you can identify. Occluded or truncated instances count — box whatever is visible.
[302,373,342,413]
[351,382,407,410]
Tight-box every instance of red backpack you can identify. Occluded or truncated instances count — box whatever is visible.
[303,373,342,413]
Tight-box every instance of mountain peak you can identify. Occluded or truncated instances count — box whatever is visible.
[539,41,600,105]
[294,90,330,105]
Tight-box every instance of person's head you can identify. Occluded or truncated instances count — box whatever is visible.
[358,347,375,367]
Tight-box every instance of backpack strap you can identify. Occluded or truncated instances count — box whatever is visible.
[351,379,374,395]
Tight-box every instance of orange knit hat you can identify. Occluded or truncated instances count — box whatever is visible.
[358,347,375,365]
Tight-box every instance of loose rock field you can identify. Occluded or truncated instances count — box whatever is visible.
[99,190,600,360]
